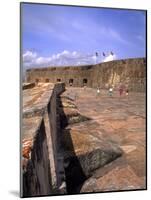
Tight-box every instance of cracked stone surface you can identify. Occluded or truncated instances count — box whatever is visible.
[62,87,146,193]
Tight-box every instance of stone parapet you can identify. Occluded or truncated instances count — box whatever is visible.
[26,58,146,92]
[21,82,66,197]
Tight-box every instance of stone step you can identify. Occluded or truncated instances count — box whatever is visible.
[80,156,145,193]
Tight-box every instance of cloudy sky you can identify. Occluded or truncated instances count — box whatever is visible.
[21,3,146,69]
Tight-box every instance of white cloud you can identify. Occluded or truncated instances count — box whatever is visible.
[23,51,37,63]
[102,53,117,62]
[23,50,96,68]
[23,50,117,69]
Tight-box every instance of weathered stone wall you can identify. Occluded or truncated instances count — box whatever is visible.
[91,58,146,92]
[23,119,52,196]
[26,58,146,92]
[22,83,66,197]
[26,65,93,87]
[47,83,67,189]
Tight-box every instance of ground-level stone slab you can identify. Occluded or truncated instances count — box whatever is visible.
[62,87,146,193]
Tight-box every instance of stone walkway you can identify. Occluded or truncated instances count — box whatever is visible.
[63,87,146,192]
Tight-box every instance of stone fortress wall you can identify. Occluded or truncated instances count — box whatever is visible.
[26,58,146,92]
[22,83,66,197]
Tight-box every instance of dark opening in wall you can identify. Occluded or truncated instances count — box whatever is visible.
[57,78,61,82]
[122,60,126,64]
[83,79,87,86]
[69,79,73,86]
[35,78,39,83]
[45,78,49,82]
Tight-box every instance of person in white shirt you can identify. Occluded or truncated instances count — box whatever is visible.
[108,87,113,97]
[97,87,100,96]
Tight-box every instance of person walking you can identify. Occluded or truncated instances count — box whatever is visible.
[119,87,123,96]
[108,87,113,97]
[125,89,129,96]
[96,87,100,97]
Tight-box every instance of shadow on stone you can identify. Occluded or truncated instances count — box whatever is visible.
[57,94,123,194]
[58,96,87,194]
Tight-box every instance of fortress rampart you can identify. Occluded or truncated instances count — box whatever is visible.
[22,83,66,197]
[26,58,146,92]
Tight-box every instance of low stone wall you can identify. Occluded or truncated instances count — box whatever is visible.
[22,118,52,196]
[22,82,35,90]
[22,83,66,197]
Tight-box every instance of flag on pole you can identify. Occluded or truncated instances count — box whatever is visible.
[102,52,105,57]
[95,52,98,57]
[111,51,114,55]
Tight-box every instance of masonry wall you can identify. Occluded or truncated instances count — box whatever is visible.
[91,58,146,92]
[47,83,66,189]
[23,119,52,197]
[26,58,146,92]
[26,65,93,87]
[22,83,66,197]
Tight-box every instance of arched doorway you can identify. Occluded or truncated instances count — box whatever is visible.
[45,78,49,82]
[83,78,87,86]
[69,79,74,86]
[57,78,61,82]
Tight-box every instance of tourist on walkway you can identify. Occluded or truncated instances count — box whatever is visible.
[125,89,129,96]
[119,87,124,96]
[97,87,100,96]
[108,87,113,97]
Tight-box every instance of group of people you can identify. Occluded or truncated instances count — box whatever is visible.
[96,86,129,97]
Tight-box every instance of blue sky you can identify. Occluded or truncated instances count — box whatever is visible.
[22,3,146,68]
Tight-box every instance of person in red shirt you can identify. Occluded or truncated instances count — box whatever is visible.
[119,87,123,96]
